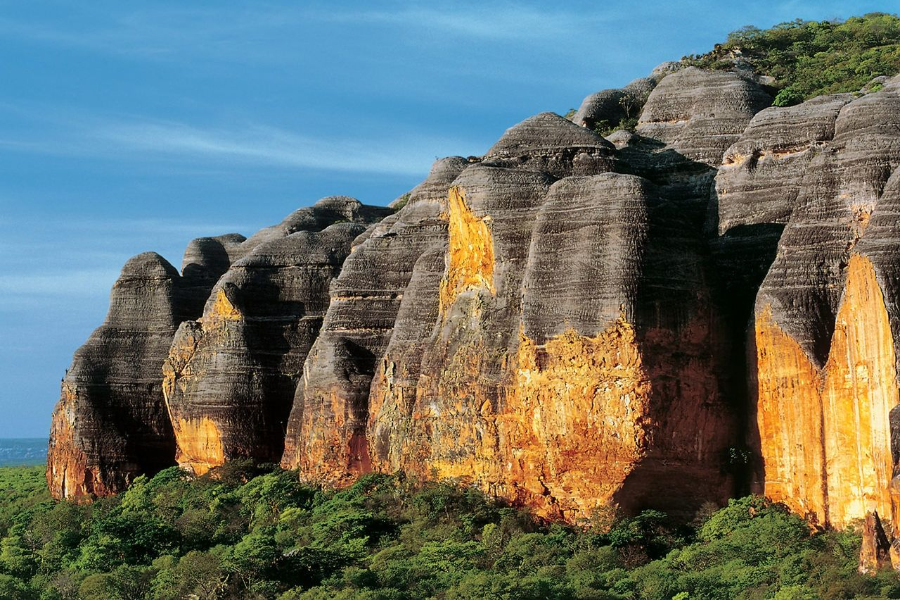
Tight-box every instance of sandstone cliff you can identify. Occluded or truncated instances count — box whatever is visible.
[47,59,900,547]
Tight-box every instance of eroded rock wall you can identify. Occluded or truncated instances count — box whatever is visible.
[48,253,184,499]
[163,198,391,474]
[48,63,900,536]
[718,77,900,529]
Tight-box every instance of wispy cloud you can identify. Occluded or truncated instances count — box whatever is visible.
[316,4,617,41]
[0,270,119,297]
[0,105,481,177]
[0,3,618,59]
[93,120,451,176]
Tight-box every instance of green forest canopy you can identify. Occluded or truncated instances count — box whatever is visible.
[2,464,900,599]
[686,13,900,106]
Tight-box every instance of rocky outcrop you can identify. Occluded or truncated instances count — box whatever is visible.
[483,112,615,177]
[162,198,391,475]
[637,67,772,165]
[571,76,658,131]
[48,253,185,499]
[284,83,760,519]
[48,199,391,498]
[180,234,247,317]
[48,61,900,546]
[716,77,900,530]
[280,158,467,482]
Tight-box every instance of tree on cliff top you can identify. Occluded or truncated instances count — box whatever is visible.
[686,13,900,105]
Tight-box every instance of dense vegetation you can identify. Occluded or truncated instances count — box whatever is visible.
[686,13,900,106]
[2,465,900,599]
[567,12,900,132]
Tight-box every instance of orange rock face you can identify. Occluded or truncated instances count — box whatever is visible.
[169,417,225,476]
[755,254,899,528]
[438,187,495,316]
[366,174,734,522]
[371,321,654,521]
[47,385,103,499]
[501,323,653,519]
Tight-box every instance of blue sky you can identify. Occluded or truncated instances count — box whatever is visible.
[0,0,894,438]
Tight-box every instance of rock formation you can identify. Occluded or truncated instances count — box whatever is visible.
[48,253,187,498]
[717,76,900,532]
[48,198,390,497]
[46,54,900,555]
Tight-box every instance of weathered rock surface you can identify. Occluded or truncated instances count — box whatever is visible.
[571,76,658,131]
[286,96,744,520]
[48,198,391,498]
[716,79,900,530]
[281,158,467,482]
[48,253,184,499]
[483,112,615,178]
[163,198,391,474]
[637,67,772,165]
[48,63,900,542]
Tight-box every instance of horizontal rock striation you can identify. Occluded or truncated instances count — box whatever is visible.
[280,157,467,482]
[571,75,659,131]
[48,198,391,499]
[162,197,391,475]
[48,253,185,499]
[49,62,900,541]
[717,77,900,530]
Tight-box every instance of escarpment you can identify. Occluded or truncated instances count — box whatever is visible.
[48,198,391,498]
[48,57,900,545]
[717,76,900,537]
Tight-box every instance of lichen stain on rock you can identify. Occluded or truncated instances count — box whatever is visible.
[207,288,242,323]
[501,320,652,520]
[756,254,899,528]
[171,417,225,476]
[438,186,495,316]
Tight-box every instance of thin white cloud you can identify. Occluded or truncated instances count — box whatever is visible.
[94,123,434,175]
[0,270,119,297]
[93,120,456,176]
[0,4,615,57]
[0,102,481,177]
[316,4,616,41]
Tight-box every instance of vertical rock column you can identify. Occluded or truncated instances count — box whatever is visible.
[749,86,900,528]
[47,253,184,499]
[163,203,389,474]
[280,159,467,482]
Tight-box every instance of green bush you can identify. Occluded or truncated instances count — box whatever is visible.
[2,464,899,599]
[686,13,900,103]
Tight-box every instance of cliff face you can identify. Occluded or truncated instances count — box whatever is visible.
[716,77,900,531]
[48,253,187,498]
[47,63,900,536]
[49,199,389,497]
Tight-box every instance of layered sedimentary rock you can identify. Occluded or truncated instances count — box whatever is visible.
[281,158,468,482]
[163,198,391,474]
[48,253,185,498]
[637,67,772,165]
[571,75,659,130]
[717,77,900,530]
[48,198,391,498]
[49,59,900,541]
[286,101,753,520]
